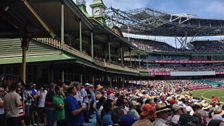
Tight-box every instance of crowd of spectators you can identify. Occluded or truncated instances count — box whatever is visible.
[130,80,212,92]
[132,39,224,53]
[0,79,224,126]
[147,65,224,72]
[191,41,224,53]
[132,40,175,52]
[0,81,95,126]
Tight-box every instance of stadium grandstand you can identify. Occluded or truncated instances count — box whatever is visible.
[103,6,224,80]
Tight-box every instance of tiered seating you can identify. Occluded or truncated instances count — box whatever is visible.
[131,39,224,53]
[132,39,175,52]
[154,60,224,64]
[148,65,224,72]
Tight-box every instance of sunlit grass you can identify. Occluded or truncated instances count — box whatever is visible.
[191,88,224,103]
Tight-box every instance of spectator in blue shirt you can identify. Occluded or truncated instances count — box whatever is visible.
[65,84,87,126]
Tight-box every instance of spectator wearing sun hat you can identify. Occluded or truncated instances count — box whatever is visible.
[132,103,156,126]
[96,84,103,91]
[211,107,224,121]
[171,104,184,125]
[153,103,171,126]
[197,109,210,126]
[95,84,104,102]
[202,102,212,111]
[128,100,140,119]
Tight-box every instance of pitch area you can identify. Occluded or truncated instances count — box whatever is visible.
[191,88,224,103]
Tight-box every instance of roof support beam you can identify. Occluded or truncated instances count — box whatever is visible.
[79,20,83,52]
[22,0,56,38]
[0,8,25,33]
[61,1,65,50]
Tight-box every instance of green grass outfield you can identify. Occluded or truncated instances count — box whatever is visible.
[191,88,224,103]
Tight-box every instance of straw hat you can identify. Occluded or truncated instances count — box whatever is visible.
[202,102,212,110]
[155,103,171,113]
[96,84,103,91]
[211,107,224,116]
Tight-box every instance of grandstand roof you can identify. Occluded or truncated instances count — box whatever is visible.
[105,7,224,36]
[0,0,94,38]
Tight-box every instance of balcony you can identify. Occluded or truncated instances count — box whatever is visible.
[34,37,139,74]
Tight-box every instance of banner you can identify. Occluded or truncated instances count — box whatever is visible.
[170,71,216,76]
[150,72,170,76]
[216,72,224,75]
[154,60,224,64]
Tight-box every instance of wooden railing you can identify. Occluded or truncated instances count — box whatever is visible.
[34,37,140,74]
[64,44,93,62]
[33,38,61,49]
[93,59,105,67]
[104,62,139,73]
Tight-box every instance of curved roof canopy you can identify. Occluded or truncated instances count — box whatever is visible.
[105,7,224,36]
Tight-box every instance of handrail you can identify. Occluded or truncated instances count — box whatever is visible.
[33,38,61,49]
[104,62,139,73]
[34,38,140,74]
[64,44,93,62]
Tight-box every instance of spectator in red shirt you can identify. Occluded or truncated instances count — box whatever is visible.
[211,96,219,103]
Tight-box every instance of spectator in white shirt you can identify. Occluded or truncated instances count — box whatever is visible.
[153,103,171,126]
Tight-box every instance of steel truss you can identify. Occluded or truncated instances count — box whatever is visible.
[105,7,224,36]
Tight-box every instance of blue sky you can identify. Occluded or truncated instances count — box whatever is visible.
[83,0,224,19]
